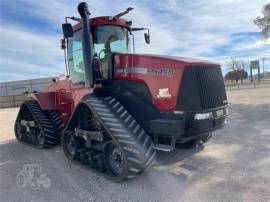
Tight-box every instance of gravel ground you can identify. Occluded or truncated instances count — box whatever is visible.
[0,88,270,202]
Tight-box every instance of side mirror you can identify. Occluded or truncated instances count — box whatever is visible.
[60,38,66,50]
[144,33,150,44]
[62,23,73,38]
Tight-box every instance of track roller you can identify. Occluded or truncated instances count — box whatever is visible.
[93,154,104,172]
[62,130,80,159]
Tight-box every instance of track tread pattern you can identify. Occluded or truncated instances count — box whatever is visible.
[46,110,65,144]
[85,95,156,178]
[15,99,59,148]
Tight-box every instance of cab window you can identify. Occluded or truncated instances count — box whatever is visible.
[93,25,130,79]
[67,30,85,84]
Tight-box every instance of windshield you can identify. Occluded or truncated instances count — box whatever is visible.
[93,25,130,58]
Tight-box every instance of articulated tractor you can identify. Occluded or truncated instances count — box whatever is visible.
[15,2,228,181]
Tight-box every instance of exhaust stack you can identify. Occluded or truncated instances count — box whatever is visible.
[78,2,93,88]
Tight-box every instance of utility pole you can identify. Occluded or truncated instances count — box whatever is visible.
[262,57,265,82]
[250,60,253,82]
[258,60,260,82]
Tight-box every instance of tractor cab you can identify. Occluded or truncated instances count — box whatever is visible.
[62,14,149,85]
[68,22,130,84]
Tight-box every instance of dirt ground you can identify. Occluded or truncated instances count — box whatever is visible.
[0,88,270,202]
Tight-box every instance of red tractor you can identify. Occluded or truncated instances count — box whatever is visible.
[15,2,228,181]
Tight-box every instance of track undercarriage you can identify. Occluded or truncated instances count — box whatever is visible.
[15,95,156,181]
[15,100,63,148]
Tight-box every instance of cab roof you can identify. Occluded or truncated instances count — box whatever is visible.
[73,16,131,32]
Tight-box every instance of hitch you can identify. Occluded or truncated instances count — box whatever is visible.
[153,135,175,152]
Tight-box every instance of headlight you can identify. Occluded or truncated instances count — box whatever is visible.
[194,112,213,120]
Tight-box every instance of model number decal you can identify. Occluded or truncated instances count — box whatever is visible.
[116,67,175,77]
[147,68,175,77]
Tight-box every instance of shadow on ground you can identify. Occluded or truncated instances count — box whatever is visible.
[0,137,204,201]
[0,103,269,201]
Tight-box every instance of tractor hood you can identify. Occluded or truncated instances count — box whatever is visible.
[114,53,219,69]
[114,53,221,111]
[139,54,219,66]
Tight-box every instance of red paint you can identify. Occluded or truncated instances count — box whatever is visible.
[73,16,131,31]
[115,54,219,66]
[114,54,219,111]
[30,52,218,124]
[32,92,57,110]
[31,80,92,124]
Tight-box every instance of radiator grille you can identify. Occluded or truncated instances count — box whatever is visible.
[177,66,227,111]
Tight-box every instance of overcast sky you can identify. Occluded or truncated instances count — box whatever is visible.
[0,0,269,81]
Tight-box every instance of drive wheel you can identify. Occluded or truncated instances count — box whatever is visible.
[36,127,45,147]
[63,131,78,159]
[15,121,24,142]
[104,142,127,178]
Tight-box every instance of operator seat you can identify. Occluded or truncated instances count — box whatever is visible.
[100,43,113,80]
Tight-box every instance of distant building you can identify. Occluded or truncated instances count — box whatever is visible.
[0,75,64,96]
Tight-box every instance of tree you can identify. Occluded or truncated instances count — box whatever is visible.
[254,3,270,40]
[225,58,249,83]
[225,70,248,84]
[225,71,235,83]
[227,57,248,71]
[238,69,248,83]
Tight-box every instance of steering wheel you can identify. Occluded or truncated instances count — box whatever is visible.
[93,54,103,78]
[98,49,106,59]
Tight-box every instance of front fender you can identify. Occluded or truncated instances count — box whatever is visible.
[30,92,57,110]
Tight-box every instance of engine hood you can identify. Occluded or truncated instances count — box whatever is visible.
[139,54,219,66]
[114,53,219,68]
[114,53,220,111]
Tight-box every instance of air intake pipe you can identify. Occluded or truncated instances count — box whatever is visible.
[78,2,93,88]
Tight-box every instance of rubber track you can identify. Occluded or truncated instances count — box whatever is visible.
[16,100,59,148]
[46,110,64,144]
[83,95,156,179]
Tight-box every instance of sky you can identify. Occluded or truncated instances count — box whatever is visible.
[0,0,269,82]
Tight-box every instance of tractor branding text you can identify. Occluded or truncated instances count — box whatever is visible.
[115,67,175,77]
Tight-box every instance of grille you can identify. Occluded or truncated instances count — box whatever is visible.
[177,66,227,111]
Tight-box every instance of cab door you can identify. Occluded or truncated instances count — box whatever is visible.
[67,29,85,85]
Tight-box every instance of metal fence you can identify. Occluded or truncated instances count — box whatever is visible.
[225,80,270,91]
[0,95,28,108]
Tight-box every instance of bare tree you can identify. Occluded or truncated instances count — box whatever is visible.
[226,57,237,71]
[227,57,249,71]
[254,3,270,40]
[225,58,249,84]
[239,60,249,71]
